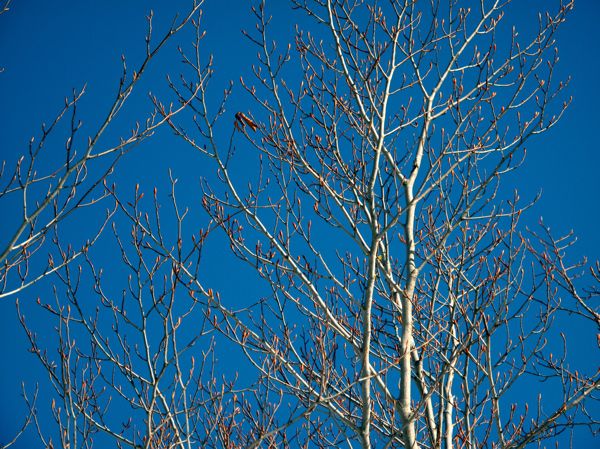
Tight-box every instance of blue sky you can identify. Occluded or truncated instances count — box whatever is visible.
[1,0,598,252]
[0,0,598,447]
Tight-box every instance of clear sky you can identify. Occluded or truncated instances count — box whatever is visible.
[0,0,598,447]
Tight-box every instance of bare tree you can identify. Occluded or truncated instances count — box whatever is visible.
[0,2,203,447]
[0,1,203,299]
[8,1,599,449]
